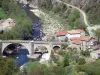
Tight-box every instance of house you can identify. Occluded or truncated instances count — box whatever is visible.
[69,36,89,51]
[80,36,99,51]
[88,38,99,50]
[70,36,99,51]
[80,36,91,51]
[56,31,68,41]
[90,50,100,59]
[66,29,85,40]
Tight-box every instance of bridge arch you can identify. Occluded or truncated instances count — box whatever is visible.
[1,42,33,55]
[2,43,29,56]
[53,45,61,50]
[34,46,48,53]
[34,43,52,54]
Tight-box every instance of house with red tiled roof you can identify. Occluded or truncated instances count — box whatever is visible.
[66,29,85,41]
[55,29,99,51]
[80,36,91,50]
[88,38,99,50]
[69,36,99,51]
[56,31,68,36]
[56,31,68,41]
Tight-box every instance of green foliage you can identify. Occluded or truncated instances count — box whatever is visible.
[93,28,100,41]
[58,50,66,55]
[61,44,68,50]
[77,59,100,75]
[24,62,39,70]
[27,63,49,75]
[50,66,66,75]
[0,8,6,19]
[63,53,69,67]
[0,56,18,75]
[86,3,100,24]
[23,62,67,75]
[68,9,80,29]
[50,51,57,63]
[81,50,90,57]
[40,0,82,30]
[76,58,86,65]
[75,24,87,30]
[38,0,53,9]
[0,0,32,40]
[52,2,67,15]
[0,0,3,7]
[56,60,64,66]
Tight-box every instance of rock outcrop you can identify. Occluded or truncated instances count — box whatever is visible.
[0,18,16,32]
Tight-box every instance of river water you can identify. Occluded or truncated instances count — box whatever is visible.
[18,2,43,40]
[14,49,29,67]
[12,3,43,67]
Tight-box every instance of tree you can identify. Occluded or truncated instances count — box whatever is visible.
[93,28,100,41]
[63,53,69,67]
[50,66,66,75]
[0,0,32,40]
[50,51,57,63]
[0,56,19,75]
[75,24,87,30]
[1,0,10,12]
[0,0,3,7]
[76,58,86,65]
[68,9,80,29]
[77,59,100,75]
[61,44,68,50]
[23,62,51,75]
[81,50,90,57]
[23,62,67,75]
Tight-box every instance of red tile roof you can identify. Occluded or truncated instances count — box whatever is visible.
[56,31,68,36]
[70,36,90,41]
[77,29,84,33]
[70,37,81,41]
[90,38,97,42]
[81,36,90,41]
[68,29,84,34]
[70,36,90,45]
[72,40,81,45]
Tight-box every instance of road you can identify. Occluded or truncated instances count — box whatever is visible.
[56,0,89,27]
[56,0,100,37]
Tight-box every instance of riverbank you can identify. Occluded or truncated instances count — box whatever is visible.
[30,8,65,41]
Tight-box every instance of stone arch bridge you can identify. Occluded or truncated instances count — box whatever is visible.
[0,40,68,55]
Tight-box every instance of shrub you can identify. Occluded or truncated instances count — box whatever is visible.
[81,50,90,57]
[76,58,86,65]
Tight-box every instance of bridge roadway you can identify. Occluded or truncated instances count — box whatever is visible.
[0,40,68,55]
[0,40,68,44]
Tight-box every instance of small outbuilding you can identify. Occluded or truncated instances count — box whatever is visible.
[90,50,100,59]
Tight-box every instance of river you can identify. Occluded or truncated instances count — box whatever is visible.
[14,49,42,67]
[5,2,43,67]
[18,2,43,40]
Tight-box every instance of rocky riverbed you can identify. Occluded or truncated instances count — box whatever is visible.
[30,9,64,41]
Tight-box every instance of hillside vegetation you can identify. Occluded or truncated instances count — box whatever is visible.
[38,0,86,30]
[38,0,100,25]
[0,0,32,40]
[61,0,100,25]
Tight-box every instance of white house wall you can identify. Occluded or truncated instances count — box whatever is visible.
[66,33,80,39]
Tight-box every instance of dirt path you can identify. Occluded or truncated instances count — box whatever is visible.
[57,0,89,27]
